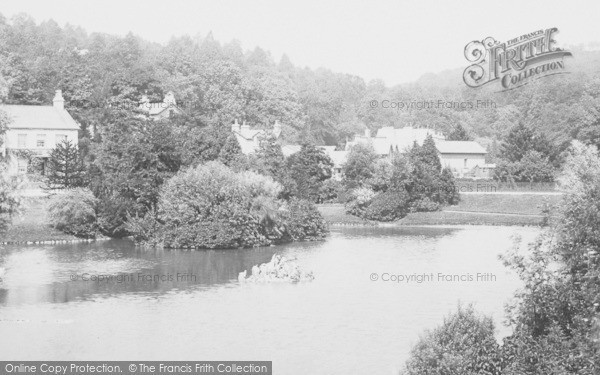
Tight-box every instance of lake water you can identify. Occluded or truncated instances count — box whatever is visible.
[0,225,539,374]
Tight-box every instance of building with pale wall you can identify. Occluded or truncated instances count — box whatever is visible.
[232,121,348,180]
[345,126,494,178]
[138,92,183,120]
[231,119,282,154]
[346,126,446,155]
[231,122,494,180]
[1,90,80,175]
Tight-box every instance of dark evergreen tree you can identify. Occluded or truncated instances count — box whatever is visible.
[438,167,460,205]
[90,114,182,236]
[285,143,333,202]
[416,134,442,171]
[218,134,242,166]
[47,139,86,188]
[447,123,471,141]
[253,135,286,181]
[500,122,536,162]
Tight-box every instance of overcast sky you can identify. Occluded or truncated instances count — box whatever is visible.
[1,0,599,85]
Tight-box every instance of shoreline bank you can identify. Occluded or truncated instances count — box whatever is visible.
[1,196,98,245]
[319,193,561,227]
[2,193,562,245]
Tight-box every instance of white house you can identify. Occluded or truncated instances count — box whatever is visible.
[232,121,348,181]
[345,126,446,155]
[434,140,492,178]
[0,90,80,174]
[231,119,282,154]
[138,91,183,120]
[229,122,493,180]
[344,126,494,178]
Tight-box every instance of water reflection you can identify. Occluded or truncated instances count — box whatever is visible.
[0,226,539,375]
[0,239,294,305]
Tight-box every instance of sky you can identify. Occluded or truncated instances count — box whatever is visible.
[0,0,599,85]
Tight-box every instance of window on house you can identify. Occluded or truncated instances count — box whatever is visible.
[18,134,27,148]
[17,158,27,174]
[37,134,46,148]
[55,134,68,145]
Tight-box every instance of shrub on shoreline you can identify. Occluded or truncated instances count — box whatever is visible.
[129,162,328,249]
[344,135,460,222]
[48,188,98,238]
[280,198,328,241]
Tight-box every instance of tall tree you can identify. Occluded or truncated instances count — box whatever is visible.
[501,122,536,162]
[90,114,182,236]
[285,143,333,202]
[414,135,442,171]
[447,123,472,141]
[253,135,286,181]
[342,143,377,188]
[47,139,87,188]
[218,134,242,166]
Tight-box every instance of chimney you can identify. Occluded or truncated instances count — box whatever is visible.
[273,120,282,138]
[163,91,176,107]
[53,90,65,110]
[140,95,150,110]
[241,121,250,135]
[231,119,240,133]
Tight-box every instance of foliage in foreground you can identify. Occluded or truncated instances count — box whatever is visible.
[48,188,98,238]
[127,162,328,248]
[497,141,600,374]
[404,141,600,374]
[403,305,502,375]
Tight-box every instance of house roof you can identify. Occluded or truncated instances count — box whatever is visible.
[281,145,302,157]
[280,145,347,168]
[234,128,264,140]
[233,133,260,154]
[347,126,445,156]
[147,104,182,116]
[435,140,487,154]
[0,104,80,130]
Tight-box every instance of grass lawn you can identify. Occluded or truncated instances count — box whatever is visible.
[2,196,79,243]
[445,194,562,215]
[317,204,376,225]
[318,192,563,227]
[395,210,543,226]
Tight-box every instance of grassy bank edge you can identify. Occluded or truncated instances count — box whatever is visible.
[318,193,561,227]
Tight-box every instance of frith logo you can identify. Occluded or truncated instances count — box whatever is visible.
[463,28,572,91]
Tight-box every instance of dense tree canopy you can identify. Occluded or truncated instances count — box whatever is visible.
[1,13,599,149]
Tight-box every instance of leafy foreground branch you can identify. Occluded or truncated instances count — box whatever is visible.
[402,141,600,375]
